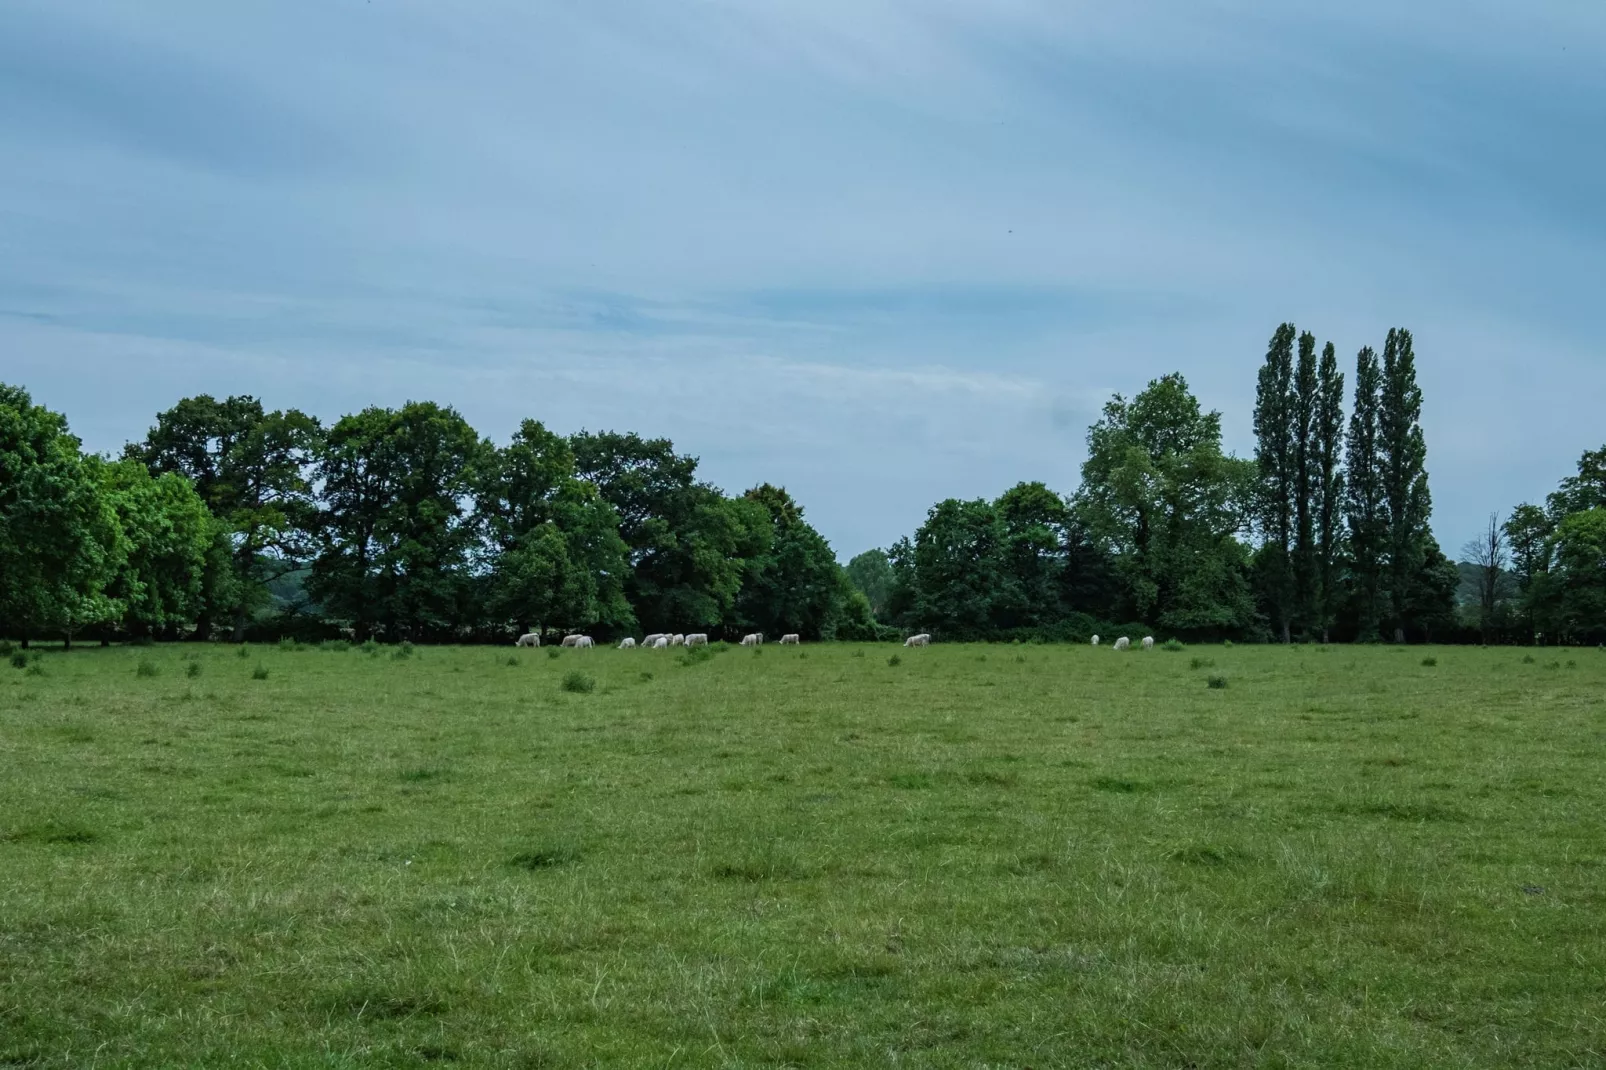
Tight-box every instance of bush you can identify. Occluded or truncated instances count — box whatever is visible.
[1162,639,1185,652]
[1207,675,1228,690]
[135,659,159,678]
[251,665,270,681]
[1421,657,1437,667]
[1189,657,1215,671]
[888,654,902,667]
[10,652,28,670]
[547,646,562,660]
[1222,640,1234,649]
[561,671,595,694]
[186,662,202,678]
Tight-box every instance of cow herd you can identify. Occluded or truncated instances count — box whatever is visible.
[517,631,1162,650]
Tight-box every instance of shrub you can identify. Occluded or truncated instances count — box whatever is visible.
[186,662,202,679]
[251,665,270,681]
[888,654,902,667]
[236,645,251,659]
[0,640,13,657]
[10,652,28,670]
[1223,640,1234,649]
[1162,639,1185,652]
[1421,657,1437,667]
[561,671,595,694]
[1207,675,1228,690]
[135,659,159,678]
[546,647,562,660]
[361,639,380,657]
[1189,657,1215,671]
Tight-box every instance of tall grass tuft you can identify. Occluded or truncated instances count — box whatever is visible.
[236,645,251,659]
[1207,675,1228,690]
[135,659,159,678]
[888,654,902,667]
[1189,657,1215,671]
[251,665,270,681]
[10,651,29,670]
[185,661,202,679]
[1162,639,1185,652]
[547,646,562,659]
[392,642,415,661]
[561,671,595,694]
[0,640,13,657]
[1421,657,1438,667]
[361,639,380,657]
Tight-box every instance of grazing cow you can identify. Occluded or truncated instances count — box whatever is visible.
[1113,637,1130,651]
[779,634,800,645]
[1091,635,1100,647]
[618,637,636,650]
[560,635,579,647]
[642,633,666,646]
[572,635,594,649]
[516,633,540,648]
[904,634,931,648]
[685,633,709,646]
[740,633,767,647]
[670,634,685,646]
[651,636,669,649]
[1142,636,1155,650]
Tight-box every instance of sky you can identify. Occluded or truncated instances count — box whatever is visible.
[2,1,1603,560]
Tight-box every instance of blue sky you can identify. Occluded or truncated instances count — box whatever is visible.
[3,1,1603,559]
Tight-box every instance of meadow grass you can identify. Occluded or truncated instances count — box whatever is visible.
[1,641,1603,1067]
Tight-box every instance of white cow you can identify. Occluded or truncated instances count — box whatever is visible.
[740,633,764,647]
[904,633,931,648]
[671,633,685,647]
[1141,636,1155,650]
[516,633,540,648]
[779,634,800,645]
[685,633,709,646]
[1091,635,1100,647]
[618,637,636,650]
[560,635,579,647]
[642,633,666,647]
[1113,637,1131,651]
[572,636,594,650]
[650,636,669,649]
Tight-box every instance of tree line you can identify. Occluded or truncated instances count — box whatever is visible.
[0,387,876,646]
[3,326,1600,646]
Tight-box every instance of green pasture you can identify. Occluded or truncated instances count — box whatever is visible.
[1,640,1603,1067]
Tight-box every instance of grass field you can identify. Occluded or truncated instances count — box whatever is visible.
[1,640,1603,1068]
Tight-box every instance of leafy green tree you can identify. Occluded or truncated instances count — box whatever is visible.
[1345,346,1387,640]
[994,481,1072,630]
[1548,509,1606,644]
[95,459,214,638]
[478,420,634,637]
[1548,446,1606,518]
[127,395,321,639]
[571,431,765,631]
[308,402,488,641]
[1291,330,1320,631]
[844,549,894,618]
[1075,374,1255,636]
[1504,503,1554,641]
[0,384,124,646]
[1312,341,1346,641]
[1379,328,1437,640]
[891,497,1008,639]
[733,484,843,639]
[1252,323,1297,641]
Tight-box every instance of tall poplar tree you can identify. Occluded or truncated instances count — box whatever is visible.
[1379,328,1431,641]
[1291,331,1319,632]
[1252,323,1297,642]
[1345,346,1386,640]
[1312,342,1346,641]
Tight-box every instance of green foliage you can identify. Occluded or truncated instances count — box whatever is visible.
[360,639,379,657]
[1076,375,1256,637]
[1422,657,1438,667]
[392,641,415,661]
[95,458,214,638]
[1189,657,1215,670]
[186,661,202,678]
[0,640,12,657]
[1162,638,1185,652]
[1207,675,1229,689]
[251,664,270,680]
[135,659,158,678]
[560,670,595,694]
[844,549,894,617]
[10,651,29,670]
[733,485,845,640]
[307,402,486,642]
[1346,346,1388,640]
[0,383,125,642]
[546,645,562,659]
[236,644,250,659]
[887,654,902,667]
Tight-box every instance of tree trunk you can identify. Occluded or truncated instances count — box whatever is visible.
[20,637,29,650]
[1394,626,1406,644]
[63,633,71,652]
[101,637,111,647]
[1281,620,1291,644]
